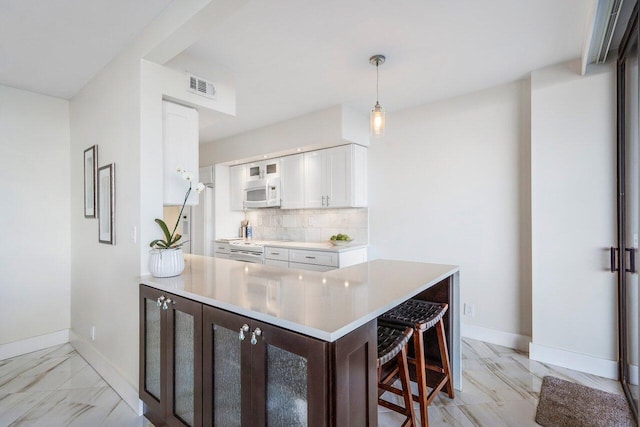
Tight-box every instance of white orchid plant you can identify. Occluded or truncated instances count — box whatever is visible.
[150,167,205,250]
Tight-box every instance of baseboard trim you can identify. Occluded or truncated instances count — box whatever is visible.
[529,342,619,380]
[630,364,639,386]
[69,330,143,415]
[0,329,70,360]
[461,323,530,352]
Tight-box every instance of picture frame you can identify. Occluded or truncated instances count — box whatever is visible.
[98,163,115,245]
[83,145,98,218]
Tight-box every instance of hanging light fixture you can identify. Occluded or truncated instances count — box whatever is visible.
[370,54,386,138]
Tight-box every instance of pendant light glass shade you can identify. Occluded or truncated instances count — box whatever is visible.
[370,101,385,137]
[369,54,386,138]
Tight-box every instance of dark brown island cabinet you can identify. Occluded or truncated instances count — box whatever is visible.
[139,285,377,427]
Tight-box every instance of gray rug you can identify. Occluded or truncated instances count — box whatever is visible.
[535,376,635,427]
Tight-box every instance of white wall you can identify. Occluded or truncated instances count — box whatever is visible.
[0,85,70,346]
[200,105,368,165]
[530,61,617,368]
[68,0,244,411]
[368,81,532,339]
[69,51,143,404]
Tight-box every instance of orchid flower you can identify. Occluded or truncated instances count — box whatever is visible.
[150,167,204,249]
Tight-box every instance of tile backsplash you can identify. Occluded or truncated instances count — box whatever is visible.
[243,208,368,243]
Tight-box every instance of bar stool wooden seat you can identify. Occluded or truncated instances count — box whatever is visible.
[377,324,416,427]
[379,300,454,427]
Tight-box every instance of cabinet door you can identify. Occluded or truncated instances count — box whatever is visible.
[303,150,326,208]
[263,159,279,178]
[230,165,246,211]
[280,154,305,209]
[140,286,165,421]
[251,321,328,427]
[325,145,352,208]
[202,306,251,427]
[163,101,199,206]
[246,162,262,181]
[166,294,203,427]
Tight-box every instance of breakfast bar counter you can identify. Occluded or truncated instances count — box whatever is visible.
[139,255,460,426]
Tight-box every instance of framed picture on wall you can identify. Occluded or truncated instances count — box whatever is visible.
[98,163,115,244]
[83,145,98,218]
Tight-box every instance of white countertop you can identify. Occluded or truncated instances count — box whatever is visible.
[140,255,459,342]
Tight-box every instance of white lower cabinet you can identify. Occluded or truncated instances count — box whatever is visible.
[264,246,367,271]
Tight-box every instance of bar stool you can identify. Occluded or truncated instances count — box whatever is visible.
[379,300,454,427]
[377,324,416,427]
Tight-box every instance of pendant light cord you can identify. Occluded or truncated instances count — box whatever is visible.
[376,61,380,104]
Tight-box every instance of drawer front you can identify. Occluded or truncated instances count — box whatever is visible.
[289,262,335,272]
[265,259,289,268]
[215,253,230,260]
[265,247,289,261]
[289,250,338,267]
[214,243,230,254]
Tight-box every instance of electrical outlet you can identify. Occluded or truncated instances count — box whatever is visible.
[90,326,96,341]
[464,303,475,317]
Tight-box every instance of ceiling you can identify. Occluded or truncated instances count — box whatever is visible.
[0,0,592,142]
[0,0,173,99]
[169,0,592,143]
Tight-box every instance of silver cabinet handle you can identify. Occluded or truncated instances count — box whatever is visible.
[272,252,280,255]
[162,298,173,310]
[239,324,250,341]
[305,256,316,259]
[251,327,262,345]
[321,195,325,207]
[156,296,165,307]
[326,195,330,206]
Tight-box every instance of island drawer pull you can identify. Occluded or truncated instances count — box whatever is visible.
[251,327,262,345]
[305,256,316,259]
[239,324,249,341]
[272,252,280,255]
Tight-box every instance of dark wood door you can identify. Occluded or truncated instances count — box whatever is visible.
[202,306,252,426]
[139,285,165,424]
[250,320,328,427]
[165,293,203,427]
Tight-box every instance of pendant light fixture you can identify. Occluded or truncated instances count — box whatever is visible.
[370,54,386,138]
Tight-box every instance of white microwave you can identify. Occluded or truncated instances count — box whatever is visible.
[244,178,281,208]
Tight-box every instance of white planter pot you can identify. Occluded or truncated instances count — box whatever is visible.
[149,248,185,278]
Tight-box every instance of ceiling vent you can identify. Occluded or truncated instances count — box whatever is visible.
[596,0,624,63]
[188,74,216,99]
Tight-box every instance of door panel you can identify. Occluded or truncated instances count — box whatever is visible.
[166,294,202,427]
[202,306,251,427]
[618,9,640,418]
[251,321,327,427]
[139,286,165,420]
[625,35,639,406]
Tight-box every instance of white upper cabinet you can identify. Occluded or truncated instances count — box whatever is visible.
[163,101,199,206]
[246,159,280,181]
[303,150,326,208]
[230,164,245,211]
[280,154,305,209]
[302,145,367,209]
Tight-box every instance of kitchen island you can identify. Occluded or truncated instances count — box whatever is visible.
[139,255,459,426]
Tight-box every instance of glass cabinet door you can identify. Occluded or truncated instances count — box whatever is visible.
[202,306,250,426]
[251,322,327,427]
[139,286,165,420]
[166,294,202,427]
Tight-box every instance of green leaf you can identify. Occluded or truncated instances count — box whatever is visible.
[170,233,182,246]
[154,218,172,242]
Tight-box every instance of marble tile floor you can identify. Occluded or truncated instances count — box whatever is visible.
[0,338,625,426]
